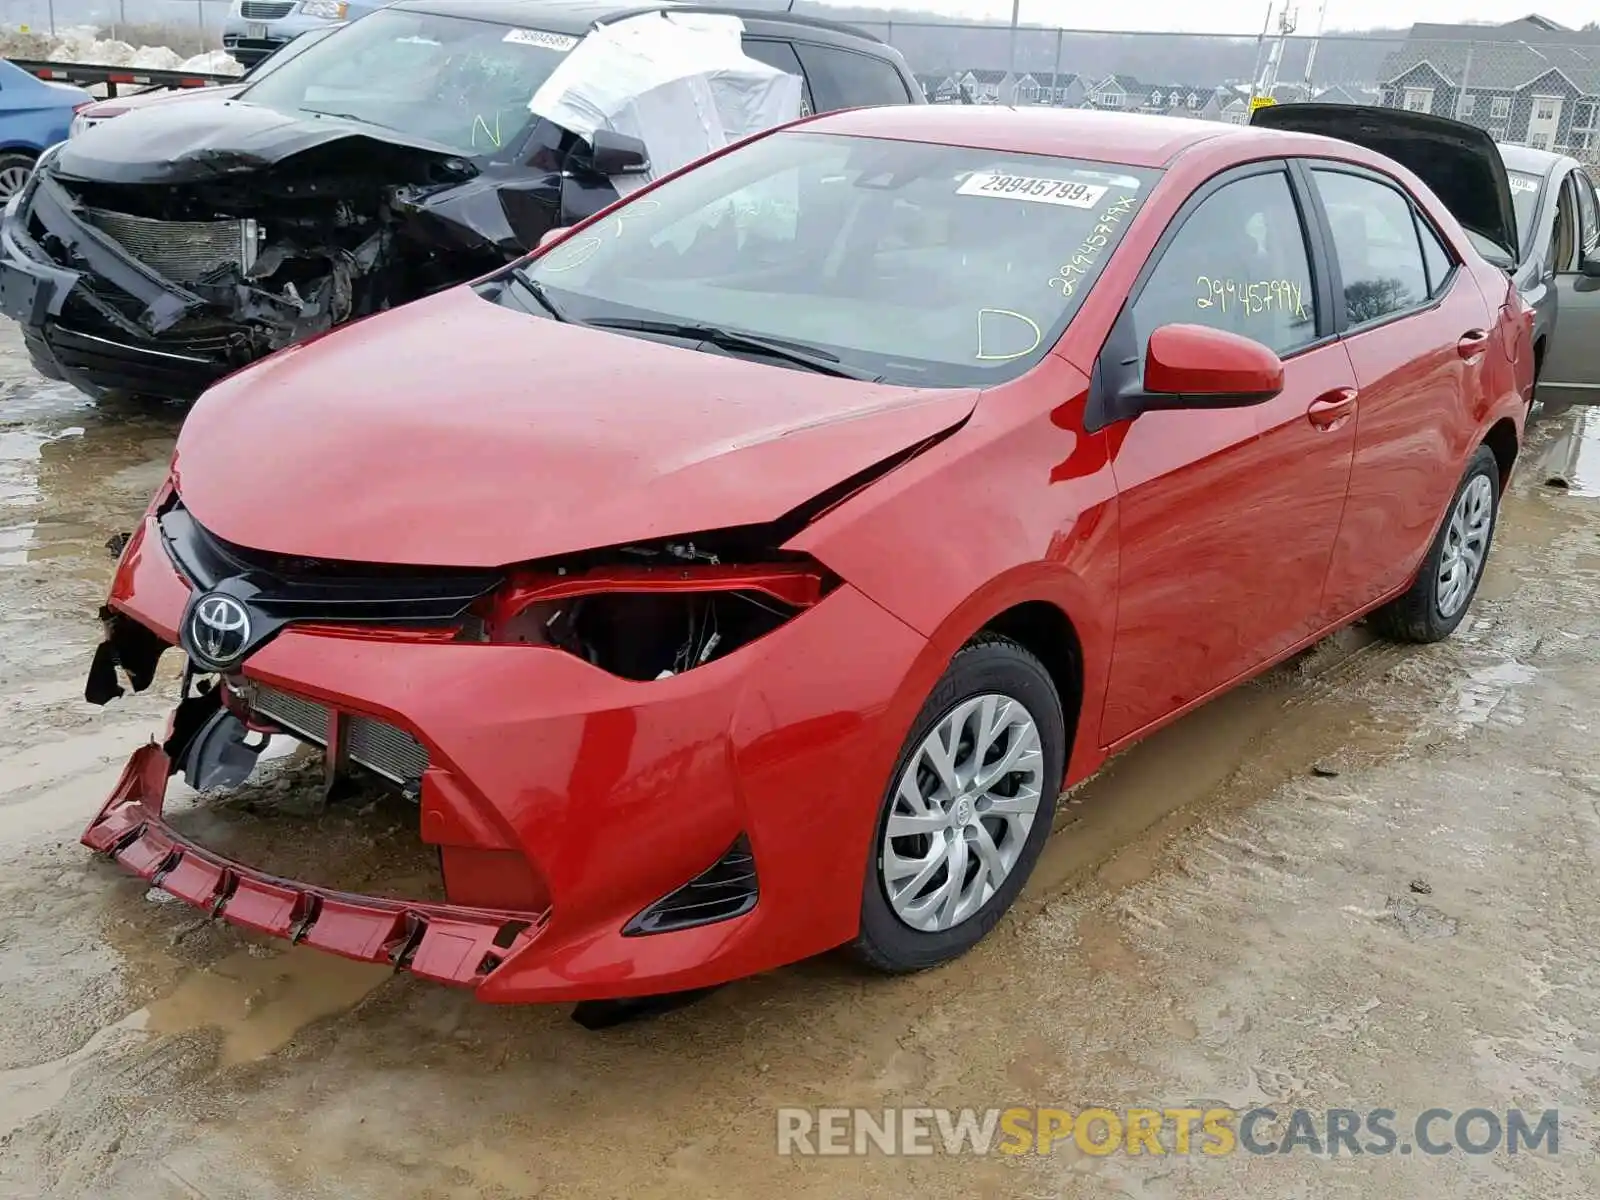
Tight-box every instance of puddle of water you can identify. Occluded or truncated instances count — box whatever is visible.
[0,724,165,846]
[1029,675,1402,899]
[143,946,391,1066]
[1533,404,1600,497]
[1454,660,1539,731]
[0,946,389,1136]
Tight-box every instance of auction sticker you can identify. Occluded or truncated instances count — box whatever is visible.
[957,172,1107,208]
[1509,175,1540,194]
[504,28,579,51]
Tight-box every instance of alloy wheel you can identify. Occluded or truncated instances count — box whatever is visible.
[1435,473,1494,619]
[879,693,1045,933]
[0,164,32,203]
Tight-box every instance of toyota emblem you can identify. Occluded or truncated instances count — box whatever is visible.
[188,593,252,667]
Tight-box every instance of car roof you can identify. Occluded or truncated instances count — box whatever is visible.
[388,0,887,43]
[803,106,1259,168]
[1496,140,1572,175]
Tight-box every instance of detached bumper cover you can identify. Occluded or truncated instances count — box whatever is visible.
[85,745,548,986]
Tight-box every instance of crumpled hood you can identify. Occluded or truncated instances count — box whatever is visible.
[173,286,979,568]
[50,97,471,185]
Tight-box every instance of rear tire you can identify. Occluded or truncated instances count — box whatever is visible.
[850,634,1066,973]
[1369,445,1500,644]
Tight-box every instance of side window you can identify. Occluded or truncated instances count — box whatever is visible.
[1312,168,1430,328]
[1131,170,1317,361]
[1548,175,1578,272]
[1576,171,1600,258]
[1414,210,1454,297]
[741,39,814,116]
[793,43,910,112]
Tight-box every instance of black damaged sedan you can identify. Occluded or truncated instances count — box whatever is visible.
[0,0,919,401]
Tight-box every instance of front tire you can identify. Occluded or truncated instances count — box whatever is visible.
[1369,445,1501,644]
[851,634,1066,973]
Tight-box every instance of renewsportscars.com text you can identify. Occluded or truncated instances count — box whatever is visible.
[775,1106,1561,1157]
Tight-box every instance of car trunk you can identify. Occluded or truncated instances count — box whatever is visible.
[1250,103,1519,264]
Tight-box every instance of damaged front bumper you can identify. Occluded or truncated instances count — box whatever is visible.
[1,165,242,400]
[81,510,929,1003]
[86,744,549,986]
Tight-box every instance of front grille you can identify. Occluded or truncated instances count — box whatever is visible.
[244,682,431,787]
[240,1,294,17]
[85,208,258,285]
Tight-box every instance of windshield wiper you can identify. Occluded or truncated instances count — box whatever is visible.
[506,266,567,322]
[302,108,400,132]
[582,318,883,381]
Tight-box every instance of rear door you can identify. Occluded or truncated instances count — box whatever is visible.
[1099,162,1358,744]
[1535,167,1600,405]
[1306,161,1497,618]
[791,42,913,113]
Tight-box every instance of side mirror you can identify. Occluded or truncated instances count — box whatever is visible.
[537,226,570,249]
[1141,324,1284,408]
[588,129,650,177]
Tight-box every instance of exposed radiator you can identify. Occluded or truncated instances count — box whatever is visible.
[85,208,259,285]
[237,681,431,788]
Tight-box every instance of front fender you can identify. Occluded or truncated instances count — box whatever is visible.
[787,354,1121,780]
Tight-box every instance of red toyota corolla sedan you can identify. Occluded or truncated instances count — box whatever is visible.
[82,105,1532,1015]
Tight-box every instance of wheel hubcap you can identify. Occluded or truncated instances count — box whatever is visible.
[1436,474,1494,619]
[879,693,1045,933]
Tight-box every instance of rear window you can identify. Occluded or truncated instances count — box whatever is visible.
[516,131,1159,387]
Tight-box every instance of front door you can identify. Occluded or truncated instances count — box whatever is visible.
[1536,168,1600,407]
[1099,163,1358,744]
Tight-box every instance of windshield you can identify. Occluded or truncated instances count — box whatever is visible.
[513,132,1158,387]
[244,25,339,79]
[1509,170,1543,257]
[241,9,580,155]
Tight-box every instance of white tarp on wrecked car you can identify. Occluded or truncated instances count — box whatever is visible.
[527,11,804,196]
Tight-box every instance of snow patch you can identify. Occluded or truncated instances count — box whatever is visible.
[27,24,243,75]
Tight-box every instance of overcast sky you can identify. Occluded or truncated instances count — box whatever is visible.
[813,0,1592,35]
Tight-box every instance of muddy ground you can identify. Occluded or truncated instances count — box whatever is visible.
[1,318,1597,1199]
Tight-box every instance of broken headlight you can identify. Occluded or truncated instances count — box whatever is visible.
[474,552,832,682]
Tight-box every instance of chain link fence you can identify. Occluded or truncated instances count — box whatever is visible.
[6,0,231,40]
[6,2,1600,170]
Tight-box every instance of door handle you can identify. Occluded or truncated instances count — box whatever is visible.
[1306,386,1358,430]
[1457,329,1492,358]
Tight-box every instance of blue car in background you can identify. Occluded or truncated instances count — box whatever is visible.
[0,59,91,204]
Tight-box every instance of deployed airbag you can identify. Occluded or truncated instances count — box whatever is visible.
[528,11,803,195]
